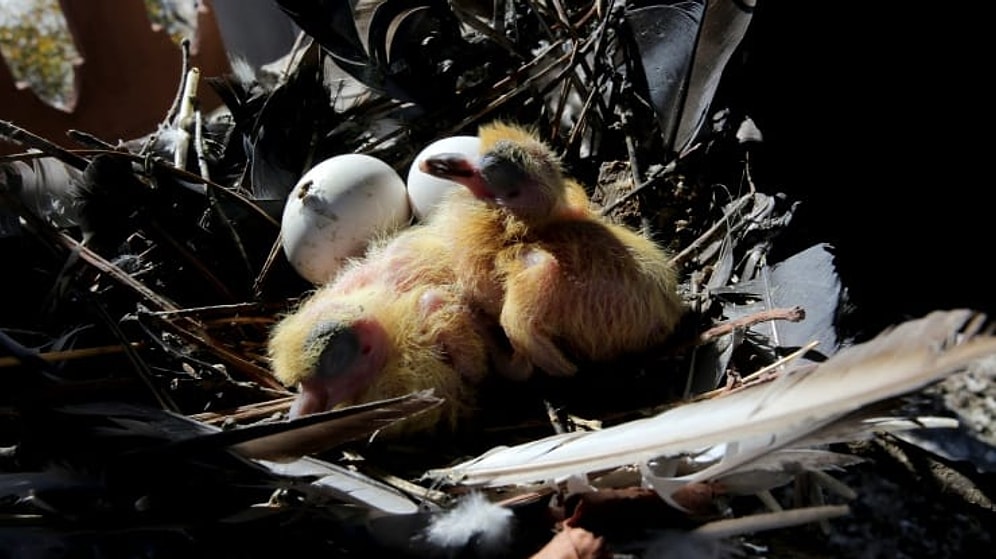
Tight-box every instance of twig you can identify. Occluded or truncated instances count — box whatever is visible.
[535,0,573,32]
[697,306,805,346]
[0,343,143,369]
[189,396,296,425]
[3,124,265,302]
[203,316,275,328]
[67,129,120,151]
[736,340,818,385]
[0,120,89,170]
[808,468,857,501]
[692,340,819,401]
[0,330,59,377]
[163,38,192,128]
[564,81,599,151]
[551,72,574,137]
[149,152,279,228]
[691,505,850,539]
[526,0,608,123]
[253,232,286,298]
[146,301,281,319]
[1,203,178,411]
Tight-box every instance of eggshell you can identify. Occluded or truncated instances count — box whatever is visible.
[282,154,411,284]
[406,135,481,220]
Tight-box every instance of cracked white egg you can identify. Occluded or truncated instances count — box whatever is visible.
[281,154,411,284]
[406,135,481,220]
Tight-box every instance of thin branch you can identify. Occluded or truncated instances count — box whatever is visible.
[0,120,89,170]
[67,129,119,150]
[189,396,297,425]
[253,232,286,298]
[163,38,193,127]
[697,306,806,346]
[0,343,143,369]
[146,301,281,319]
[691,505,850,539]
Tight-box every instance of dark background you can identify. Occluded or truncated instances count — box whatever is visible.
[734,2,992,337]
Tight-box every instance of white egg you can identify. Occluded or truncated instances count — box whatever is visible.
[406,135,481,220]
[281,154,411,285]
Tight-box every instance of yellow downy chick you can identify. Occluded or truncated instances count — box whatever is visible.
[420,122,685,377]
[267,226,488,430]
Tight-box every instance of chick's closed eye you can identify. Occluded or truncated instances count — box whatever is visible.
[479,154,528,199]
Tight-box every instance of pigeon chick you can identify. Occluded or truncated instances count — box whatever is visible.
[267,227,489,430]
[420,122,685,377]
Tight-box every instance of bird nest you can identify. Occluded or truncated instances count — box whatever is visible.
[1,2,993,557]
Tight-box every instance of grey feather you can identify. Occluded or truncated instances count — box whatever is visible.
[428,310,994,490]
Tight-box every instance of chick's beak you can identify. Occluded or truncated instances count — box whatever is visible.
[289,377,331,418]
[419,154,495,200]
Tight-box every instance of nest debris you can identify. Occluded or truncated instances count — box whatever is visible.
[1,2,993,557]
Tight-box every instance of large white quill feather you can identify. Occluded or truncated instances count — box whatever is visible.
[428,310,994,488]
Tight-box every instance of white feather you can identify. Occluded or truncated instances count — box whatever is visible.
[155,124,186,154]
[258,456,419,514]
[791,415,959,449]
[422,492,514,551]
[642,448,863,503]
[427,310,995,488]
[228,55,257,89]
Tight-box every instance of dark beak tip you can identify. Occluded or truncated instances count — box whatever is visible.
[419,153,476,178]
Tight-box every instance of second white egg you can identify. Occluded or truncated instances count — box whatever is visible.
[406,135,481,221]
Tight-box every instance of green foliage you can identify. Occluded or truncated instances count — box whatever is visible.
[0,0,197,111]
[0,0,79,110]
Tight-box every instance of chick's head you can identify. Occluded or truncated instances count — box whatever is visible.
[268,284,479,428]
[268,286,391,418]
[419,122,571,222]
